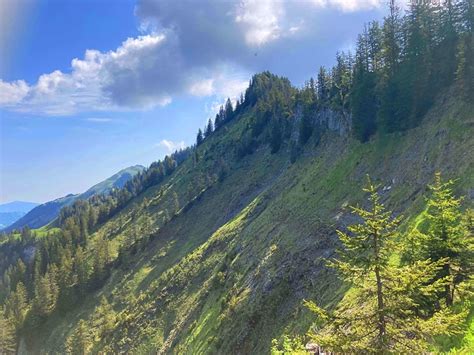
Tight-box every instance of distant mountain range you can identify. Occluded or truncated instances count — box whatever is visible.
[0,201,39,229]
[2,165,144,232]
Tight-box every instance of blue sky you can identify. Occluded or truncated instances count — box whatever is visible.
[0,0,386,204]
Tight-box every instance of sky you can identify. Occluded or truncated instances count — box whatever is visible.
[0,0,387,204]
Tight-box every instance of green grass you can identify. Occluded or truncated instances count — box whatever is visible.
[27,90,474,354]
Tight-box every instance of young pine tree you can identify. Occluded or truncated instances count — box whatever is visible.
[306,177,465,353]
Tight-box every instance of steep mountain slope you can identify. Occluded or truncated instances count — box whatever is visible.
[4,165,144,232]
[0,202,39,229]
[29,83,473,354]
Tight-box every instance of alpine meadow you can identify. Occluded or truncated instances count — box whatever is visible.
[0,0,473,354]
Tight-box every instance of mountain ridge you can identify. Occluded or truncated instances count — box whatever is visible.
[0,201,39,230]
[3,165,145,233]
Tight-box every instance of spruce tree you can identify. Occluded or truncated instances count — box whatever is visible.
[413,173,472,306]
[66,319,91,355]
[204,119,214,138]
[0,309,16,355]
[307,177,465,353]
[196,129,204,146]
[224,98,233,121]
[93,296,116,339]
[5,282,28,330]
[316,66,330,105]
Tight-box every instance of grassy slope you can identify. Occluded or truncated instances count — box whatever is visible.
[29,90,473,354]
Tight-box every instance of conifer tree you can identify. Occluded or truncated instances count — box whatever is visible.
[66,319,91,355]
[73,246,88,294]
[5,282,28,330]
[307,177,465,353]
[214,111,223,130]
[92,296,115,339]
[378,0,402,133]
[0,309,16,355]
[92,236,110,286]
[196,129,204,146]
[408,173,472,306]
[204,119,214,138]
[316,66,330,105]
[33,267,59,318]
[224,98,233,121]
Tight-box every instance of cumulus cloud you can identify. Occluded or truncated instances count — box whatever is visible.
[0,0,384,116]
[0,80,29,105]
[0,35,175,115]
[235,0,284,46]
[156,139,186,153]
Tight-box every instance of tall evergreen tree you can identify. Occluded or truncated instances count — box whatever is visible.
[456,0,474,97]
[378,0,403,133]
[351,24,380,141]
[316,66,330,105]
[406,173,472,306]
[5,282,28,330]
[204,119,214,138]
[196,128,204,146]
[0,309,16,355]
[224,98,233,121]
[66,319,91,355]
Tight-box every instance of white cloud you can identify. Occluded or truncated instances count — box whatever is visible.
[310,0,382,12]
[0,0,384,117]
[0,34,171,115]
[0,80,29,105]
[156,139,186,153]
[235,0,283,46]
[189,79,215,97]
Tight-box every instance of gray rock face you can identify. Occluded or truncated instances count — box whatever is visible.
[292,104,352,140]
[313,108,352,136]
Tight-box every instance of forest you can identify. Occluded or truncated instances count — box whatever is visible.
[0,0,473,353]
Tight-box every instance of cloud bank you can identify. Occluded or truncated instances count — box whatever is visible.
[0,0,383,116]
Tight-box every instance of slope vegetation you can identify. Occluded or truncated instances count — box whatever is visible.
[29,81,473,354]
[4,166,144,233]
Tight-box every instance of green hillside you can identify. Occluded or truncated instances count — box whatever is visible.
[4,165,144,233]
[20,80,473,354]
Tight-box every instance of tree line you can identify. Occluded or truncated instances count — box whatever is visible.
[196,0,472,149]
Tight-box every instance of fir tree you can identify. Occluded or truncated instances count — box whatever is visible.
[409,173,472,306]
[204,119,214,138]
[5,282,28,330]
[224,98,233,121]
[316,66,330,105]
[0,309,16,355]
[196,128,204,146]
[66,319,91,355]
[306,177,465,353]
[93,296,115,339]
